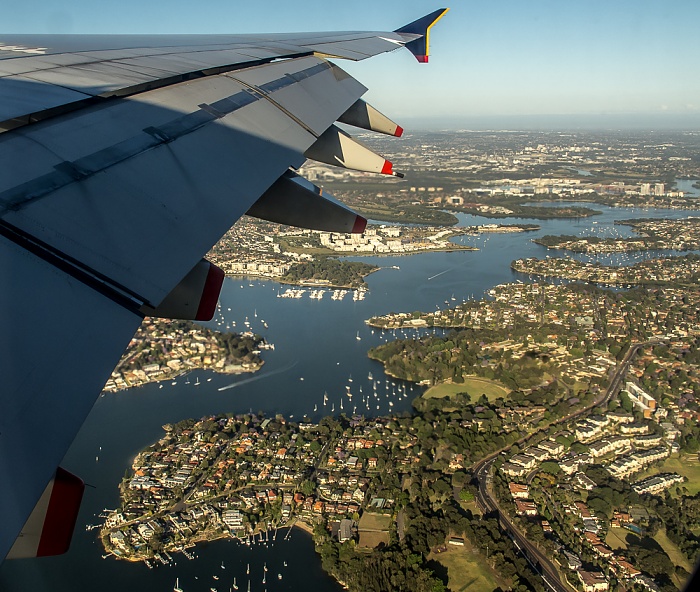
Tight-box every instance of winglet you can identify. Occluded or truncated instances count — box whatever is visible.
[395,8,449,63]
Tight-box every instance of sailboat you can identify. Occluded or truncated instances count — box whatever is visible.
[232,577,238,590]
[174,577,183,592]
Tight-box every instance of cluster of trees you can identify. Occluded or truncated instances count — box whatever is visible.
[456,198,599,220]
[369,329,571,399]
[646,493,700,568]
[282,258,377,288]
[316,485,545,592]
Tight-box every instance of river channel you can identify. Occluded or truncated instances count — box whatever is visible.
[2,199,700,592]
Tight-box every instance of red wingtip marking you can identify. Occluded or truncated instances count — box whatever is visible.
[381,160,393,175]
[195,263,225,321]
[37,468,84,557]
[416,55,429,63]
[352,216,368,234]
[394,126,404,137]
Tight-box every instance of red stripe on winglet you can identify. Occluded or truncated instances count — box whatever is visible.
[416,55,429,63]
[37,468,84,557]
[394,126,404,137]
[381,160,393,175]
[352,216,368,234]
[195,263,225,321]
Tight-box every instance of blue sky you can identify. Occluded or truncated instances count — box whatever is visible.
[3,1,700,128]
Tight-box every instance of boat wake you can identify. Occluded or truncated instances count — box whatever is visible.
[427,268,452,281]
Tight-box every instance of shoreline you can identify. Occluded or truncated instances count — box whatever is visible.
[103,361,264,394]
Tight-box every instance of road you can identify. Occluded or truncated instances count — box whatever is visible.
[470,341,648,592]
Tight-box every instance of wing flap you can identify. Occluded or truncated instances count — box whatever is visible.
[247,170,367,233]
[7,468,84,559]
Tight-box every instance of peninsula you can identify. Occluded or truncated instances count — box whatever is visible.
[104,318,265,393]
[534,218,700,253]
[207,218,476,289]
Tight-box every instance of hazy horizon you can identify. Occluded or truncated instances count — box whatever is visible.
[3,1,700,127]
[399,112,700,132]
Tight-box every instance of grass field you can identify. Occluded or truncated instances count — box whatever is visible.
[605,528,628,550]
[429,545,503,592]
[358,531,389,548]
[654,528,692,572]
[459,499,482,517]
[659,455,700,495]
[424,376,510,402]
[357,513,392,549]
[357,513,392,531]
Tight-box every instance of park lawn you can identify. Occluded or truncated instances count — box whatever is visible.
[660,455,700,496]
[654,528,692,573]
[634,454,700,496]
[605,528,628,550]
[429,544,504,592]
[459,499,482,517]
[357,512,392,549]
[357,513,393,531]
[424,376,510,402]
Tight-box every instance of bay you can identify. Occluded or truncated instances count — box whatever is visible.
[2,202,700,591]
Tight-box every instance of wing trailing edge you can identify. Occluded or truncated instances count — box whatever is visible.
[395,8,450,63]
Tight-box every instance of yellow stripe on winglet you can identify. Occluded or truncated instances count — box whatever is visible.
[424,8,450,59]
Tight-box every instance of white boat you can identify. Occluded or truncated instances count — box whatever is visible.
[174,578,183,592]
[356,332,361,340]
[232,577,238,590]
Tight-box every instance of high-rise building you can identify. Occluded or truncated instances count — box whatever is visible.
[654,183,665,196]
[640,183,652,195]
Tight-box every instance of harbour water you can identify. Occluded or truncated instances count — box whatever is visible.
[2,199,700,591]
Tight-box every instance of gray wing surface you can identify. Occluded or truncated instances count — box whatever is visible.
[0,9,448,562]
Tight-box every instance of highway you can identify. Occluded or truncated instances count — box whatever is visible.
[470,341,648,592]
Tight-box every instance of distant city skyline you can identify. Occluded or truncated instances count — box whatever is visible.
[3,1,700,129]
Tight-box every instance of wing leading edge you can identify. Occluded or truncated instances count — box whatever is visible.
[0,9,449,562]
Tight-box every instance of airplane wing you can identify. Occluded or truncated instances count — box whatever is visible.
[0,9,448,561]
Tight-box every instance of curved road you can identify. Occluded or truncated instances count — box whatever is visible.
[471,341,649,592]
